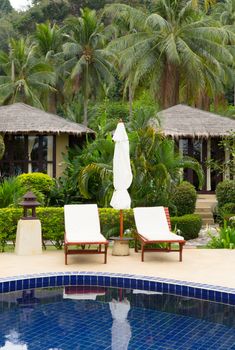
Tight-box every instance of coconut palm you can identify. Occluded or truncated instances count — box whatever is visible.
[63,8,114,125]
[106,2,235,109]
[0,38,55,108]
[34,22,65,112]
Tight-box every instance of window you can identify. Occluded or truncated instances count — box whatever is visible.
[0,135,56,178]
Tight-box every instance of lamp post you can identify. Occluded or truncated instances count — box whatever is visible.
[20,191,40,220]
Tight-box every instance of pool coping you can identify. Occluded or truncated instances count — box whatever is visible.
[0,272,234,305]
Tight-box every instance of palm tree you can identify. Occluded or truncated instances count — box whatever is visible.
[63,8,114,125]
[0,38,55,108]
[105,2,234,109]
[34,21,64,112]
[76,112,203,207]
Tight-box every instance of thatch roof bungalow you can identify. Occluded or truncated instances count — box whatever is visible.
[158,105,235,192]
[0,103,94,178]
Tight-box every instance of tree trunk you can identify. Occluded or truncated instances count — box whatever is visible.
[160,61,180,109]
[48,92,57,113]
[83,62,89,126]
[129,85,133,118]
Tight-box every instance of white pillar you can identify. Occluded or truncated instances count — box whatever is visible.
[224,147,230,180]
[206,138,211,191]
[15,220,42,255]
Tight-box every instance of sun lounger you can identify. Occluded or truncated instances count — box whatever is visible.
[133,206,185,262]
[64,204,109,265]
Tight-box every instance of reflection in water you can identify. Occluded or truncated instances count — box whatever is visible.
[1,330,27,349]
[0,286,234,350]
[109,297,131,350]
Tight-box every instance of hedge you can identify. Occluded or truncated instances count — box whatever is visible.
[0,207,202,251]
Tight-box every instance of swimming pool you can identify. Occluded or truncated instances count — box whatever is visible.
[0,285,234,349]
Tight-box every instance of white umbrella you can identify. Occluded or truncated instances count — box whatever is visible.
[110,121,133,239]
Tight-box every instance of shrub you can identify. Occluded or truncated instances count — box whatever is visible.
[216,180,235,209]
[171,214,202,240]
[207,222,235,249]
[0,177,25,208]
[171,181,197,216]
[16,172,54,196]
[220,202,235,215]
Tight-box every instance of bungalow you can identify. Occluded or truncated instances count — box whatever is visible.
[158,105,235,192]
[0,103,94,178]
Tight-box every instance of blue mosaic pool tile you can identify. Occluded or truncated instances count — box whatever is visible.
[156,282,163,292]
[63,275,70,285]
[194,288,202,299]
[110,277,117,287]
[104,276,110,286]
[175,284,182,295]
[77,275,84,285]
[36,277,43,288]
[137,279,143,290]
[3,282,9,293]
[215,291,222,303]
[182,285,188,296]
[118,277,124,288]
[16,279,23,291]
[9,280,16,292]
[229,294,235,305]
[209,290,215,301]
[143,280,149,290]
[123,278,131,289]
[169,283,176,294]
[29,278,36,289]
[42,277,49,287]
[23,279,29,289]
[201,289,208,300]
[49,276,56,286]
[222,293,228,304]
[71,275,78,285]
[90,275,97,285]
[130,279,137,289]
[97,276,104,286]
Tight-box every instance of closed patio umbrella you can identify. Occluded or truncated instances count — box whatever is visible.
[110,121,133,239]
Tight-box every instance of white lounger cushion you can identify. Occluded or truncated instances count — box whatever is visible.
[64,204,107,243]
[134,206,184,241]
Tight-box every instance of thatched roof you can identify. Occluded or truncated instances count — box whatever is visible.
[158,104,235,138]
[0,103,94,135]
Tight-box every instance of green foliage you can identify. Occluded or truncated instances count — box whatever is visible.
[171,181,197,216]
[208,222,235,249]
[0,177,25,208]
[0,135,5,160]
[88,100,129,130]
[220,202,235,216]
[0,0,13,14]
[171,214,202,240]
[16,172,54,196]
[0,207,201,251]
[216,180,235,209]
[37,207,64,248]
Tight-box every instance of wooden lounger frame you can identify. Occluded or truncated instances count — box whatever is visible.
[64,234,109,265]
[134,208,186,262]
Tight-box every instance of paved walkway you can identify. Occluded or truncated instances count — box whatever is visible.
[0,248,234,289]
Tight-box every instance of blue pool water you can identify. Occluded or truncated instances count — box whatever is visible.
[0,286,234,350]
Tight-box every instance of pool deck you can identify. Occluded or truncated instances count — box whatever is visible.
[0,248,234,289]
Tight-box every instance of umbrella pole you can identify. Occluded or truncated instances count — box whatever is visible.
[120,209,123,239]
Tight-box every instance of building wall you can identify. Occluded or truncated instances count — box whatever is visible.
[56,134,69,177]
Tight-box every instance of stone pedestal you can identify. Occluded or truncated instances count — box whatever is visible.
[110,237,132,256]
[15,219,42,255]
